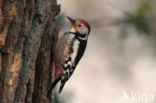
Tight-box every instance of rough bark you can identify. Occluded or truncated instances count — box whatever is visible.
[0,0,60,103]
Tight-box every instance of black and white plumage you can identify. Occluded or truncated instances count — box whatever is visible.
[47,17,91,96]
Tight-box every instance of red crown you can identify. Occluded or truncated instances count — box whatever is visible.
[79,19,90,30]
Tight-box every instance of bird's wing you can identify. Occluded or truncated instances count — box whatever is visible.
[54,33,75,66]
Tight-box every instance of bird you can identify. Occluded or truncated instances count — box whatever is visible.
[47,16,91,96]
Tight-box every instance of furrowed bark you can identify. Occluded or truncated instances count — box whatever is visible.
[0,0,60,103]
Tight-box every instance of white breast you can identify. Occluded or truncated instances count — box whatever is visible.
[70,39,80,63]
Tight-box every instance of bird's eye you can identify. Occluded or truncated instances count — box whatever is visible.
[78,24,82,27]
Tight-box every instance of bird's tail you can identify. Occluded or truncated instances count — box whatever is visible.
[58,80,66,93]
[47,75,61,97]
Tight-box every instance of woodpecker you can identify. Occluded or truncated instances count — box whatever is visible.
[47,16,91,96]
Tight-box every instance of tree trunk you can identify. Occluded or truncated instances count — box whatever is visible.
[0,0,60,103]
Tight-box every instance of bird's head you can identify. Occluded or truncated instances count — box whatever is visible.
[67,16,91,37]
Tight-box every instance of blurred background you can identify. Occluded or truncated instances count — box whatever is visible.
[54,0,156,103]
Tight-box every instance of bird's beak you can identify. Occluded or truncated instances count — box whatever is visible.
[67,16,75,24]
